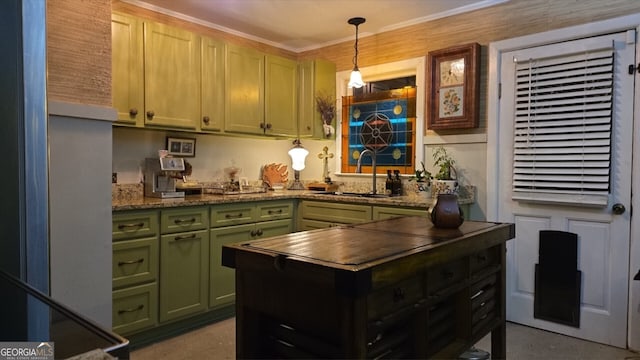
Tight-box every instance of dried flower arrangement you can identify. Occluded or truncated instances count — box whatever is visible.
[315,93,336,137]
[315,93,335,125]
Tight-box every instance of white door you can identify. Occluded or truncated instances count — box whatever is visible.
[497,31,635,347]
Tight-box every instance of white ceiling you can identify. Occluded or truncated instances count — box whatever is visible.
[122,0,508,52]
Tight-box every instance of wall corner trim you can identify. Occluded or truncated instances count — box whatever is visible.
[48,101,117,122]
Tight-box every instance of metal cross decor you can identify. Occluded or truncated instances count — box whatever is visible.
[318,146,334,183]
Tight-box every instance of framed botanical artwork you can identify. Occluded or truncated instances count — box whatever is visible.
[427,42,480,130]
[166,136,196,157]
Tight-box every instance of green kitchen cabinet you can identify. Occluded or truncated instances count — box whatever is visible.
[111,12,144,126]
[209,201,293,308]
[210,219,293,309]
[265,54,298,136]
[159,206,210,322]
[372,205,429,220]
[224,44,264,135]
[143,21,200,130]
[201,36,225,132]
[299,59,337,138]
[159,228,209,323]
[299,200,371,230]
[112,210,159,335]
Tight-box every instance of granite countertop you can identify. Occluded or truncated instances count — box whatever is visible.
[112,187,475,211]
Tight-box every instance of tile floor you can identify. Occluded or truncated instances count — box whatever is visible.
[131,318,640,359]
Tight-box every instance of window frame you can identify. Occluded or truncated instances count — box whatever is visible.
[334,57,426,177]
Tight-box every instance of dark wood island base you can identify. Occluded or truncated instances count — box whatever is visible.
[223,217,515,359]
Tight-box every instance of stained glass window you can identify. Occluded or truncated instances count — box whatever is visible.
[341,87,417,174]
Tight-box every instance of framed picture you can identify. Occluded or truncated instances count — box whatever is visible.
[427,42,480,130]
[166,137,196,157]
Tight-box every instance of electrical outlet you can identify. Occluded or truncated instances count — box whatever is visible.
[112,172,117,184]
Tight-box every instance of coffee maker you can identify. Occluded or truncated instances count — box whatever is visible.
[144,157,186,198]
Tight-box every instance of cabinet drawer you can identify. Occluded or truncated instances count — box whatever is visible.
[301,201,371,224]
[427,258,467,297]
[161,206,209,234]
[367,276,425,321]
[372,206,428,220]
[256,201,293,221]
[470,246,499,274]
[113,282,158,335]
[211,203,257,227]
[113,237,158,289]
[112,210,158,241]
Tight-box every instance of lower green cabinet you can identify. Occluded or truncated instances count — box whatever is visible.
[113,282,158,335]
[159,229,209,322]
[209,218,292,309]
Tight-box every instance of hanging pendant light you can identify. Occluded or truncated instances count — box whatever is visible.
[347,17,366,89]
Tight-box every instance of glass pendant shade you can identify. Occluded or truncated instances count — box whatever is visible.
[288,145,309,171]
[348,67,365,88]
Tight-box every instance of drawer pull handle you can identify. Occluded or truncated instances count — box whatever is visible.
[118,258,144,266]
[174,217,196,224]
[118,304,144,314]
[250,229,264,237]
[225,213,243,219]
[118,222,144,230]
[477,254,488,261]
[442,270,454,279]
[268,209,283,215]
[175,234,197,241]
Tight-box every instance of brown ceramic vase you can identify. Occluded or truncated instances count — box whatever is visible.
[430,193,464,228]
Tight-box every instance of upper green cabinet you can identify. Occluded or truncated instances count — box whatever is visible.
[299,59,336,139]
[111,12,335,137]
[201,37,225,132]
[111,13,144,126]
[224,46,298,137]
[265,55,298,136]
[224,44,265,135]
[143,21,200,130]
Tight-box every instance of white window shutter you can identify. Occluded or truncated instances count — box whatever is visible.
[512,46,614,206]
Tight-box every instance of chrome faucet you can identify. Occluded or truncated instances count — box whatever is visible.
[355,149,377,195]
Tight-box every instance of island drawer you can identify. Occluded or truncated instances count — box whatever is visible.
[470,273,499,337]
[160,206,209,234]
[113,282,158,335]
[470,246,499,273]
[367,275,425,321]
[112,210,158,241]
[426,258,467,297]
[113,237,158,289]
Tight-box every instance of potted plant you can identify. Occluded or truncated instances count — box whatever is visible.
[408,161,432,198]
[432,146,458,195]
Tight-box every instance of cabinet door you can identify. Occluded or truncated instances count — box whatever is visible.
[160,229,209,322]
[144,21,200,129]
[111,13,144,126]
[224,44,264,134]
[201,36,225,131]
[299,59,336,138]
[209,223,254,308]
[265,55,298,136]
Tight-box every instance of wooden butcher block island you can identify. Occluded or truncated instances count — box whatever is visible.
[222,217,515,359]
